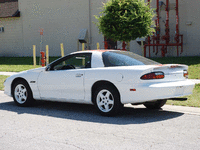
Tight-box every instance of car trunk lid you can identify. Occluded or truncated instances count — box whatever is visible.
[153,64,188,81]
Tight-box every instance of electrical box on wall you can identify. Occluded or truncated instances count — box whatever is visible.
[136,37,147,45]
[78,29,88,43]
[186,21,192,26]
[0,27,4,32]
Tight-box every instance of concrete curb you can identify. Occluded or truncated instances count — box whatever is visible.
[0,72,18,76]
[189,79,200,84]
[125,104,200,115]
[163,105,200,115]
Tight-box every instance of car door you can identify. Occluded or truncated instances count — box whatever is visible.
[37,53,91,102]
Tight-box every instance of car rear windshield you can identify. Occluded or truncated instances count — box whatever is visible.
[102,51,160,67]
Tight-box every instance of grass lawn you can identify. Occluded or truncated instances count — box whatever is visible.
[0,57,59,72]
[0,75,9,91]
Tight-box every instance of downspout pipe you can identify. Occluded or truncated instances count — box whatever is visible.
[88,0,92,50]
[175,0,180,56]
[165,0,170,45]
[147,0,151,57]
[161,0,170,57]
[165,0,170,55]
[156,0,160,55]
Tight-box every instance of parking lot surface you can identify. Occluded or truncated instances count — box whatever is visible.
[0,91,200,150]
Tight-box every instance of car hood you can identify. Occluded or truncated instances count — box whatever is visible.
[9,67,45,78]
[26,67,46,73]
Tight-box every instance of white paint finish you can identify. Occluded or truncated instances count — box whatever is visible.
[116,73,123,82]
[37,69,84,102]
[120,80,194,104]
[90,51,104,68]
[4,68,44,99]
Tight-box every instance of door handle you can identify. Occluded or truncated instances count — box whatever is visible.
[76,73,83,77]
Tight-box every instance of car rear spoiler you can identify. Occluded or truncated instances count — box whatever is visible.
[154,64,188,70]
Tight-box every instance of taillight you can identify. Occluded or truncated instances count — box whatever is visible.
[183,70,188,79]
[140,72,164,80]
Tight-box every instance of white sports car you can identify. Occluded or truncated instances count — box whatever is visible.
[4,50,195,116]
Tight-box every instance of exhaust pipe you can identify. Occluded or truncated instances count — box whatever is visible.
[169,98,187,101]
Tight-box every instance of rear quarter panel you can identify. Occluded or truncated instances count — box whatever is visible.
[84,66,150,104]
[83,65,194,104]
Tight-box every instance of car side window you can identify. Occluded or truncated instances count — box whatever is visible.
[50,53,91,71]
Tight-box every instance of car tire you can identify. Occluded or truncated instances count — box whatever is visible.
[143,99,167,109]
[12,80,34,107]
[93,85,123,116]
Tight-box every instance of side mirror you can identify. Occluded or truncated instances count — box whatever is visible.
[45,65,51,71]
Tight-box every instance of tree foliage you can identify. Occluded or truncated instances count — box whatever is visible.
[95,0,155,42]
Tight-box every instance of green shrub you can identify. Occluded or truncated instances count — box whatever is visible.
[95,0,155,42]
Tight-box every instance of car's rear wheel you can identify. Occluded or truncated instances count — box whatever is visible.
[143,99,167,109]
[93,85,123,116]
[12,80,34,107]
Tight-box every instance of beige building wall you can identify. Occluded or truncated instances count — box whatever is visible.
[20,0,92,56]
[0,0,200,57]
[1,0,100,56]
[0,17,24,56]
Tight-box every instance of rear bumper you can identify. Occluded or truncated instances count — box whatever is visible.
[120,80,195,104]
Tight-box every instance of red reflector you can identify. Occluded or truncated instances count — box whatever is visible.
[184,73,188,77]
[130,89,136,91]
[183,70,188,79]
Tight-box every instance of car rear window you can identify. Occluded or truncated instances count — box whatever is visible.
[102,51,160,67]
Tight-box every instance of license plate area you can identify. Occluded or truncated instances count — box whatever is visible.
[175,86,184,96]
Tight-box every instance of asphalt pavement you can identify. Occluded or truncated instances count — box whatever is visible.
[0,91,200,150]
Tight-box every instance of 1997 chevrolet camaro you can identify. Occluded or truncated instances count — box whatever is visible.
[4,50,195,116]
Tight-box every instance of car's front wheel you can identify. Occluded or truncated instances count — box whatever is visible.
[12,80,34,107]
[93,85,123,116]
[143,99,167,109]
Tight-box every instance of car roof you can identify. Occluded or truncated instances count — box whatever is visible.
[71,49,121,55]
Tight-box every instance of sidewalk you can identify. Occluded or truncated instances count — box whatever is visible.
[0,72,18,76]
[0,71,200,84]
